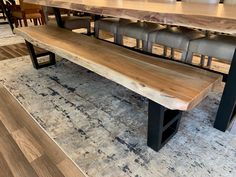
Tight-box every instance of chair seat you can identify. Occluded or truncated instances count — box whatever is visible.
[149,27,205,51]
[12,11,42,19]
[118,22,163,41]
[188,34,236,62]
[62,16,91,30]
[95,17,133,43]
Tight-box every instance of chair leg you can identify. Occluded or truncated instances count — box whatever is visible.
[19,20,22,27]
[147,42,153,53]
[33,19,37,26]
[14,18,19,28]
[163,46,167,57]
[23,18,28,27]
[136,39,141,49]
[207,56,213,67]
[94,21,99,38]
[181,51,187,62]
[114,33,119,43]
[40,18,44,25]
[87,22,91,35]
[38,18,42,25]
[170,48,174,59]
[40,10,46,25]
[185,51,193,63]
[116,34,123,45]
[142,41,149,52]
[200,55,205,66]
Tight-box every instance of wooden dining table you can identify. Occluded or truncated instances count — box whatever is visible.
[24,0,236,35]
[21,0,236,133]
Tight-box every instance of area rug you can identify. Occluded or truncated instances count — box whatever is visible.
[0,53,235,177]
[0,24,24,46]
[0,23,14,39]
[0,23,235,177]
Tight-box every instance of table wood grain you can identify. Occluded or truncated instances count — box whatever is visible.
[24,0,236,34]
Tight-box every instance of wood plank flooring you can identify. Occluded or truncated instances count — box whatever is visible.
[0,43,28,61]
[0,43,44,61]
[0,85,86,177]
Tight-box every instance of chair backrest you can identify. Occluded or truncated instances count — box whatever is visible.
[19,0,42,10]
[182,0,220,3]
[152,0,176,2]
[224,0,236,4]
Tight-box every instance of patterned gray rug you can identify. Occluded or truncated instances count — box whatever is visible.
[0,54,235,177]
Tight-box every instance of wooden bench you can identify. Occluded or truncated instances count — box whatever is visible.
[15,25,222,151]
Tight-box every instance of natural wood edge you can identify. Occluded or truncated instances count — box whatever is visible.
[24,0,236,35]
[187,75,223,110]
[14,27,190,110]
[14,26,222,111]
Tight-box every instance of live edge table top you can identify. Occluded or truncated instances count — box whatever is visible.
[24,0,236,35]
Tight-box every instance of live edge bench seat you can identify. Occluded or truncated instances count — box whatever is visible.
[15,25,222,151]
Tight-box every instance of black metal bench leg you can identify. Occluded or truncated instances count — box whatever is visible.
[147,100,182,152]
[25,40,56,69]
[214,49,236,132]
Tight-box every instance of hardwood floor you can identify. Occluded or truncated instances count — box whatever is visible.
[0,85,86,177]
[0,43,27,61]
[0,43,46,61]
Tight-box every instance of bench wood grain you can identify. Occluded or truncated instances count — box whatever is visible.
[14,25,222,111]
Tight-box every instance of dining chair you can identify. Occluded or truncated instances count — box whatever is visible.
[45,7,91,34]
[185,0,236,67]
[183,0,220,3]
[116,0,175,51]
[94,17,133,43]
[12,0,45,27]
[148,27,205,60]
[61,16,91,34]
[147,0,220,60]
[223,0,236,4]
[117,21,164,51]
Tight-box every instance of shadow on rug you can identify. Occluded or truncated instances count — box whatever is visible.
[0,56,235,177]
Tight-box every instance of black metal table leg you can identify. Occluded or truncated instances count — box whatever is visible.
[1,0,14,32]
[25,41,56,69]
[214,49,236,132]
[147,100,182,151]
[53,7,64,28]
